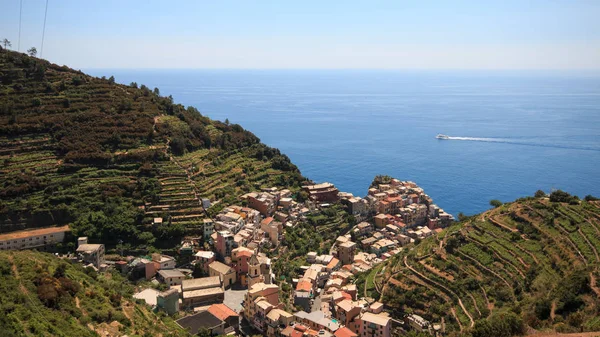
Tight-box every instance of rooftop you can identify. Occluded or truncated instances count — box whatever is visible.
[182,287,224,299]
[209,261,234,275]
[157,269,185,279]
[182,276,222,292]
[195,251,215,259]
[0,225,71,241]
[76,243,103,253]
[176,311,222,334]
[360,312,390,326]
[207,303,238,320]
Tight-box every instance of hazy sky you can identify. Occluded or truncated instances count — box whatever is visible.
[1,0,599,69]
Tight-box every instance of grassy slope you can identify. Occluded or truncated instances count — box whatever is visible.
[378,197,600,335]
[0,48,304,248]
[0,250,187,337]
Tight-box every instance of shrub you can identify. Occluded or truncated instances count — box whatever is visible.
[71,76,83,86]
[490,199,503,208]
[31,98,41,106]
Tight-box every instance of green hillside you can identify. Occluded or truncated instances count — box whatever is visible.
[375,193,600,336]
[0,47,304,247]
[0,250,187,337]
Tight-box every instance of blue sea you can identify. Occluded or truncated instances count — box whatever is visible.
[88,69,600,216]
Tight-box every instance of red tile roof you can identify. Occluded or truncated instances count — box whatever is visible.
[261,217,274,225]
[296,280,313,292]
[207,303,238,321]
[334,327,358,337]
[238,250,253,258]
[326,257,340,270]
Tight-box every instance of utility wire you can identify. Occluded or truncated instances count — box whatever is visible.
[18,0,22,51]
[40,0,49,57]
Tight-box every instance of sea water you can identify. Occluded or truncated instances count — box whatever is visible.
[88,69,600,216]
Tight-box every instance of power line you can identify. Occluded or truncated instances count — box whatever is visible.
[40,0,49,58]
[18,0,22,51]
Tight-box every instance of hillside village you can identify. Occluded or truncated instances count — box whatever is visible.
[0,176,454,336]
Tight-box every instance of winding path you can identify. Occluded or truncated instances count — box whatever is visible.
[404,256,475,328]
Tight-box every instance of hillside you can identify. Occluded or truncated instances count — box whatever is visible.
[374,193,600,336]
[0,47,304,247]
[0,250,187,337]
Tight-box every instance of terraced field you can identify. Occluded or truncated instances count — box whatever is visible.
[0,48,304,247]
[379,196,600,335]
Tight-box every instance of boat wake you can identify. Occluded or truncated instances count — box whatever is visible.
[441,136,600,152]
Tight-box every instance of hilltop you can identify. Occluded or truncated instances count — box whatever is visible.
[0,47,304,248]
[371,192,600,336]
[0,250,187,337]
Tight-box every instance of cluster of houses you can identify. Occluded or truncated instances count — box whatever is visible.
[341,178,454,229]
[0,178,452,336]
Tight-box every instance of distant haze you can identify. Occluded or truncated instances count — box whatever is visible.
[1,0,599,69]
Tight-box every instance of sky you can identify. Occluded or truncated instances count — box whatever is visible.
[1,0,599,69]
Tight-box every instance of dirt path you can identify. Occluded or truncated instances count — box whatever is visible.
[456,251,515,299]
[404,256,475,328]
[8,254,29,295]
[578,228,599,263]
[467,293,482,318]
[450,307,463,332]
[480,285,493,312]
[590,272,600,298]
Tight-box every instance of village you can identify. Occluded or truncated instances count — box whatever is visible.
[0,177,454,337]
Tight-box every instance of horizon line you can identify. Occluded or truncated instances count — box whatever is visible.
[81,67,600,72]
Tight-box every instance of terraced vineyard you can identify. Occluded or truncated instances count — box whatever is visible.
[378,195,600,335]
[0,48,304,247]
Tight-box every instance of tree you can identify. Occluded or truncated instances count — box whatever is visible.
[490,199,502,208]
[2,38,11,49]
[534,190,546,198]
[27,47,37,57]
[192,263,205,278]
[153,87,160,96]
[584,194,599,202]
[108,75,115,84]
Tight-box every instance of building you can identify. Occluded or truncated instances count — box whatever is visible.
[208,303,239,333]
[157,269,185,286]
[334,327,358,337]
[203,219,215,241]
[358,312,391,337]
[76,237,105,268]
[243,283,279,320]
[157,288,179,315]
[0,225,70,251]
[406,314,431,332]
[215,231,236,260]
[338,241,356,266]
[209,261,237,288]
[246,192,277,216]
[335,300,362,331]
[266,308,294,337]
[194,250,216,274]
[294,310,340,333]
[181,276,224,308]
[152,253,176,270]
[303,182,340,203]
[176,308,235,335]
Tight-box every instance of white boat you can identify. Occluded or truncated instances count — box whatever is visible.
[436,134,450,139]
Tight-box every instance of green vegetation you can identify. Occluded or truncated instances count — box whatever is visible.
[378,191,600,335]
[0,250,186,337]
[0,48,304,248]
